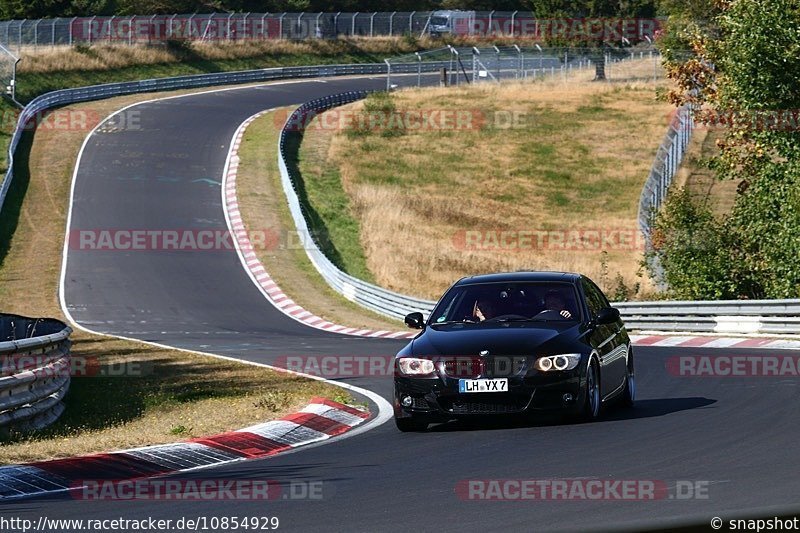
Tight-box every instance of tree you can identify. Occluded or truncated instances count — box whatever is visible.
[650,0,800,299]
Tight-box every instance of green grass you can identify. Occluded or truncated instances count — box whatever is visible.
[290,119,375,282]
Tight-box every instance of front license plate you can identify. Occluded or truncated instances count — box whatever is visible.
[459,378,508,393]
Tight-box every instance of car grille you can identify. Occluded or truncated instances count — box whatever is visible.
[440,357,528,379]
[411,397,429,409]
[441,358,484,378]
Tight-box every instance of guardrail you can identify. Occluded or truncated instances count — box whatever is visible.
[278,93,800,334]
[0,314,72,431]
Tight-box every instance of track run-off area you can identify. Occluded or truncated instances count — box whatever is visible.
[2,75,799,532]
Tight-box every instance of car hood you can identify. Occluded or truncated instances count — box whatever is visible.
[409,322,585,357]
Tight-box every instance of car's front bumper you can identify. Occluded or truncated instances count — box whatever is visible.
[394,367,586,421]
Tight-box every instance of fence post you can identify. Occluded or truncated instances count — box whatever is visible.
[88,15,95,44]
[409,11,415,33]
[389,11,396,35]
[510,11,518,37]
[416,52,422,87]
[472,47,479,83]
[488,10,495,37]
[149,14,156,44]
[279,13,286,39]
[370,12,376,37]
[352,12,358,36]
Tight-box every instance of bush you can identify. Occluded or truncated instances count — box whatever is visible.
[645,188,745,300]
[647,173,800,300]
[345,91,406,139]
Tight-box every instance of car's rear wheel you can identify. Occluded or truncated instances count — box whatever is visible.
[395,416,428,432]
[580,359,601,421]
[620,349,635,408]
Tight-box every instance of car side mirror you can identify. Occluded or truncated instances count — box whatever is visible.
[404,312,425,330]
[596,307,621,325]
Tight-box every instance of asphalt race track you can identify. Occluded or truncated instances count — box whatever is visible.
[3,75,800,531]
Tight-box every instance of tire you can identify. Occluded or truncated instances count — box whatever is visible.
[395,416,428,432]
[620,349,635,408]
[580,359,601,422]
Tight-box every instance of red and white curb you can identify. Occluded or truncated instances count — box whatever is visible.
[0,398,368,500]
[222,110,416,340]
[629,334,800,351]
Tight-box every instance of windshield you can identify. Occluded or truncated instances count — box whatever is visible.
[430,16,449,26]
[430,281,581,324]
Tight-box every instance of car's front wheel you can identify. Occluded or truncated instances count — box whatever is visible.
[395,415,429,432]
[580,359,601,421]
[620,349,635,408]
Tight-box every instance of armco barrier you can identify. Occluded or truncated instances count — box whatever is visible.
[0,314,72,431]
[277,94,800,333]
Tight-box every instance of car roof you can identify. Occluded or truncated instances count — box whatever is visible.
[453,271,582,286]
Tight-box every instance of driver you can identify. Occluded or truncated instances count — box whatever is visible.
[473,298,496,322]
[544,290,573,319]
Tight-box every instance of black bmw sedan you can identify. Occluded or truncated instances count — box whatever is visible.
[394,271,634,431]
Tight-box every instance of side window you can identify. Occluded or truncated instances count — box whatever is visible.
[581,279,606,319]
[588,279,611,308]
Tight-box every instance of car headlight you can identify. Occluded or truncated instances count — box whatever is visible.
[397,357,436,376]
[534,354,582,372]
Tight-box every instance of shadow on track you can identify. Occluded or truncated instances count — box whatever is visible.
[424,397,717,433]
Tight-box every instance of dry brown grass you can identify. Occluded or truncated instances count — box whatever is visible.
[323,59,673,300]
[0,85,350,464]
[19,36,445,74]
